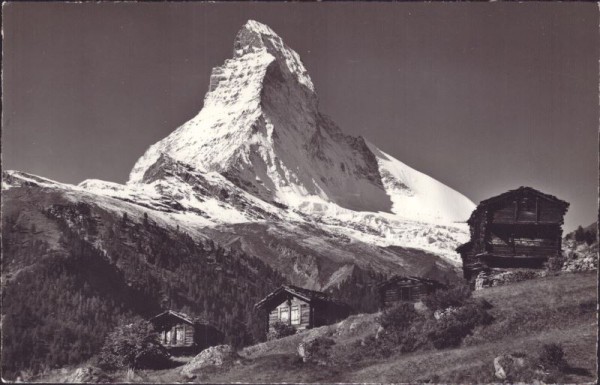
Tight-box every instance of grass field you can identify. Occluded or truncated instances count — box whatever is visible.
[35,271,597,383]
[176,271,598,384]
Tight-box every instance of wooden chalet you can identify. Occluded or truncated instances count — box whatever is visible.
[149,310,224,355]
[377,276,446,309]
[456,187,569,283]
[254,285,352,332]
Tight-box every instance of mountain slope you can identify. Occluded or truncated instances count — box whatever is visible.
[3,169,461,289]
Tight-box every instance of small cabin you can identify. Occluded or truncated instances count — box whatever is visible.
[377,276,446,309]
[149,310,224,355]
[254,285,352,332]
[456,187,569,283]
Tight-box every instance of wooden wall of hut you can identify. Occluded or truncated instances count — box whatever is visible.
[159,322,194,347]
[379,281,436,309]
[267,297,311,331]
[457,187,569,283]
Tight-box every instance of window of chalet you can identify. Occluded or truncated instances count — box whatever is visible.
[300,304,308,323]
[518,197,537,221]
[279,307,289,323]
[291,305,300,325]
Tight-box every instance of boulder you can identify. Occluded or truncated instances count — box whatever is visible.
[433,306,458,320]
[493,354,527,380]
[375,325,385,340]
[475,271,492,290]
[180,345,238,378]
[63,366,109,383]
[414,301,429,313]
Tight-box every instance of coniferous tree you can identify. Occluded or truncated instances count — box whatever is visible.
[575,226,586,242]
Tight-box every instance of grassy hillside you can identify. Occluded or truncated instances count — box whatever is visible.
[89,271,597,384]
[344,271,597,384]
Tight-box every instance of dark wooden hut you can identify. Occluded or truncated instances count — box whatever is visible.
[456,187,569,283]
[254,285,352,332]
[377,276,446,309]
[149,310,224,355]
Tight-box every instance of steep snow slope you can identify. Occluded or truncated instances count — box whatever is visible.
[83,153,471,263]
[128,20,475,225]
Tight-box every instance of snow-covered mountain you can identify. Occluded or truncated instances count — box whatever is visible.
[3,21,476,291]
[128,20,474,226]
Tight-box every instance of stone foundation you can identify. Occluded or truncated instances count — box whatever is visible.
[474,268,548,290]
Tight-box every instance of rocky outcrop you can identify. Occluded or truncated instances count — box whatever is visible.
[433,306,459,320]
[63,366,111,383]
[494,354,527,380]
[180,345,239,379]
[562,239,598,272]
[493,353,560,384]
[474,269,548,290]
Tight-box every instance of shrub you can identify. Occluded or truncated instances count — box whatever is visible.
[574,226,597,245]
[472,297,493,310]
[584,229,597,245]
[300,336,336,365]
[537,343,567,371]
[424,316,465,349]
[267,321,296,340]
[346,335,393,362]
[423,284,472,312]
[368,302,431,356]
[546,256,565,271]
[97,320,171,371]
[574,226,586,242]
[377,302,419,330]
[425,302,493,349]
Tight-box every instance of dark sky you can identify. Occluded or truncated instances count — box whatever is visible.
[2,2,598,232]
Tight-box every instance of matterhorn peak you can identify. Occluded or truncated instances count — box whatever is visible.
[234,20,281,51]
[245,19,278,34]
[128,20,318,184]
[231,20,315,92]
[128,20,475,227]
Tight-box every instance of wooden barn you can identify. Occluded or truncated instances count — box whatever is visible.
[456,187,569,283]
[377,276,446,309]
[254,285,352,332]
[149,310,224,355]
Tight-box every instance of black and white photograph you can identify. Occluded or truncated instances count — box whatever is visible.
[1,2,598,383]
